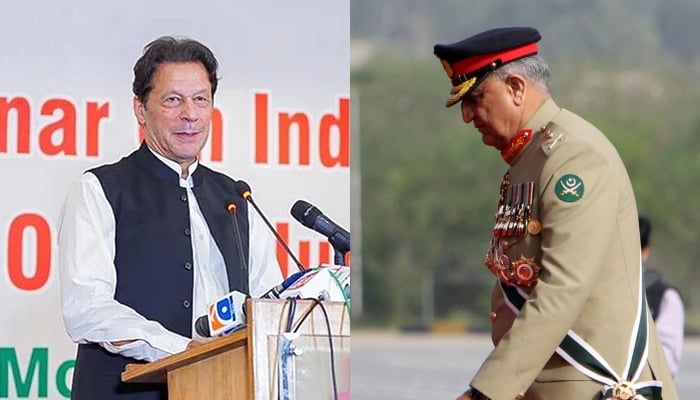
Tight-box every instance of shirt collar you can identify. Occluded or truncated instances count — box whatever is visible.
[146,146,198,186]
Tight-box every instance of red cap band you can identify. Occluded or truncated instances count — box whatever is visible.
[451,42,539,79]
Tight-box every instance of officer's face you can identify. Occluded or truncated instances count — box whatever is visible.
[460,75,521,150]
[133,62,213,176]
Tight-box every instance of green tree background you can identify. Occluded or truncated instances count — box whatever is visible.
[351,1,700,332]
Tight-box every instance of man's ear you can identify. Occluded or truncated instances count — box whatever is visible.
[506,74,526,106]
[133,96,146,125]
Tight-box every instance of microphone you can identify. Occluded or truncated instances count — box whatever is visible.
[260,268,313,299]
[194,290,248,337]
[234,180,305,272]
[226,202,249,275]
[279,265,351,302]
[290,200,350,253]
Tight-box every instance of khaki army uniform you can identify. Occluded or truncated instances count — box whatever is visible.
[470,98,678,400]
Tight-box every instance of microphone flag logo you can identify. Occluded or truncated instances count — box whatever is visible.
[208,295,237,334]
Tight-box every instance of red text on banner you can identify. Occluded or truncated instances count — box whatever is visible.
[254,93,349,168]
[0,95,110,157]
[7,213,51,291]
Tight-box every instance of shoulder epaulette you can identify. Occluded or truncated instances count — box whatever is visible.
[539,121,568,157]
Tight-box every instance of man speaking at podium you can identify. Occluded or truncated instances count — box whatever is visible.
[57,36,282,399]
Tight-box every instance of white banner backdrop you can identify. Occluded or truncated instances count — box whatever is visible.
[0,1,349,398]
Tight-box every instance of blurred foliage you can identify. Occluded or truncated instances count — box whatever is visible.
[351,1,700,332]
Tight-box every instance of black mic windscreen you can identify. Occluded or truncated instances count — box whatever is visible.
[234,180,252,199]
[290,200,321,228]
[194,315,211,337]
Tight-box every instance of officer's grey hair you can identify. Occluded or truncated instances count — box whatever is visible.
[492,55,551,94]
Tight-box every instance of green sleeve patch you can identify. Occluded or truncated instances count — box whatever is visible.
[555,174,584,202]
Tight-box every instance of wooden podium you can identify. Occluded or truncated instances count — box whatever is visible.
[121,299,350,399]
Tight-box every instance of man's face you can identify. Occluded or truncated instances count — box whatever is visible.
[134,62,213,170]
[460,75,521,150]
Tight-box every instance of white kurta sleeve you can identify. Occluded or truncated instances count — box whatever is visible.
[58,172,190,362]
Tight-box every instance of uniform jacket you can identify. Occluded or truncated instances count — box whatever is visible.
[70,143,250,400]
[471,99,678,400]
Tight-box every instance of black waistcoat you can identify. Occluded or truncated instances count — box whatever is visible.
[644,269,681,321]
[70,143,249,400]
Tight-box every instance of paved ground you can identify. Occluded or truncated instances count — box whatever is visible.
[351,332,700,399]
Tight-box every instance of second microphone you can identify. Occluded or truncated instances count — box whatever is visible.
[291,200,350,253]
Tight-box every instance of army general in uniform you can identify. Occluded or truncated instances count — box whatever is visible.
[433,27,678,400]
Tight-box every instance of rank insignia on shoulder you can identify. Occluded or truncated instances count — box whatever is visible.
[555,174,584,202]
[540,122,567,155]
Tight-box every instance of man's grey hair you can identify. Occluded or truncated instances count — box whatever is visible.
[492,55,551,94]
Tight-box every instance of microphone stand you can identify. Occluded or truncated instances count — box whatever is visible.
[333,248,348,266]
